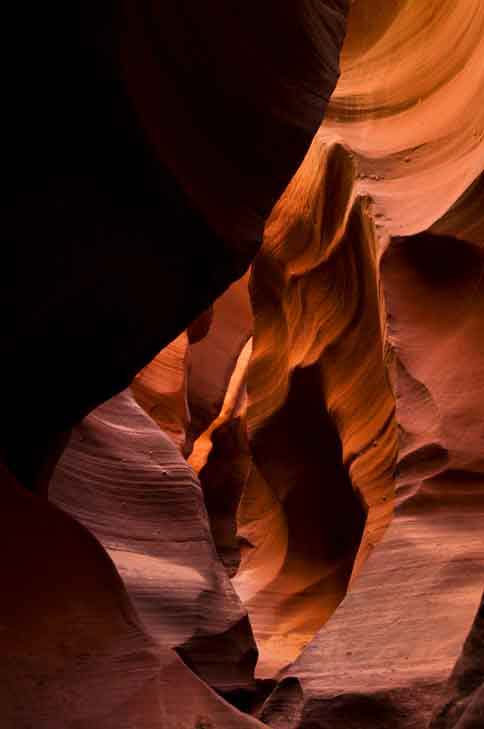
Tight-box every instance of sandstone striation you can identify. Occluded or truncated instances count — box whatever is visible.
[4,1,484,728]
[235,135,397,676]
[1,1,348,727]
[50,389,258,696]
[250,1,484,726]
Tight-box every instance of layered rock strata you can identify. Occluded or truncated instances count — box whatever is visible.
[1,1,348,726]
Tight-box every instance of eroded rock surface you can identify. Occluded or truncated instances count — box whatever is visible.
[2,1,348,726]
[50,390,257,696]
[251,1,484,726]
[5,1,484,727]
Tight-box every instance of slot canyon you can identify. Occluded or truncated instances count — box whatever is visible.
[3,1,484,727]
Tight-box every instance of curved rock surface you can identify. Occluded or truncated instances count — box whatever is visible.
[50,389,257,695]
[235,135,397,677]
[187,275,252,454]
[251,1,484,726]
[132,332,191,453]
[2,1,348,727]
[2,0,347,487]
[1,461,265,729]
[324,0,484,237]
[6,1,484,727]
[120,0,350,247]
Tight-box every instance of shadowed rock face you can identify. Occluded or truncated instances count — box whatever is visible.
[50,390,258,696]
[2,0,348,490]
[120,1,350,246]
[5,2,484,728]
[430,598,484,729]
[234,137,396,676]
[1,1,348,727]
[249,1,484,726]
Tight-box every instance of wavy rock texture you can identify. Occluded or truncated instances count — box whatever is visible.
[1,461,266,729]
[2,1,348,727]
[131,283,249,459]
[133,278,253,579]
[325,0,484,237]
[130,308,214,456]
[252,1,484,726]
[232,134,397,677]
[50,389,258,696]
[6,1,484,728]
[189,136,398,678]
[131,332,191,453]
[186,275,252,453]
[257,238,484,728]
[190,339,253,578]
[2,0,347,486]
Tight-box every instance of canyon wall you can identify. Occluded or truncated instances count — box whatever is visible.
[1,1,349,727]
[253,2,484,726]
[4,2,484,728]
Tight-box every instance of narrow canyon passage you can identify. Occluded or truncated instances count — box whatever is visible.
[3,1,484,728]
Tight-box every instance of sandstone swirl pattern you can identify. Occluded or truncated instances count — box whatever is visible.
[188,0,484,723]
[234,135,397,676]
[1,1,348,727]
[252,1,484,726]
[4,2,484,728]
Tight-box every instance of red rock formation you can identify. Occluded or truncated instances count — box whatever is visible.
[250,1,484,726]
[187,276,252,453]
[2,460,268,729]
[254,234,484,727]
[7,2,484,728]
[430,596,484,729]
[125,1,484,714]
[132,332,191,452]
[50,389,257,695]
[2,1,348,726]
[120,1,350,248]
[190,339,253,578]
[235,135,396,676]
